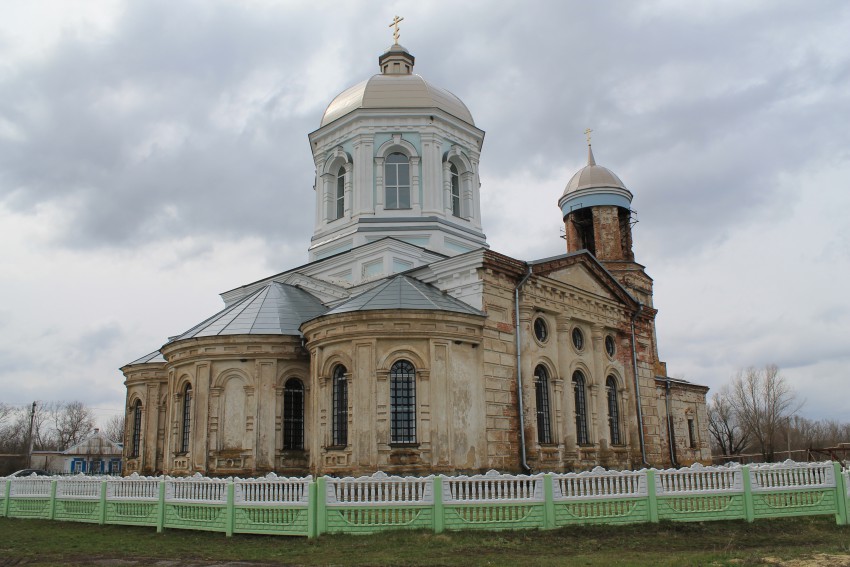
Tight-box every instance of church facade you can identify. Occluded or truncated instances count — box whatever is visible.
[121,42,710,478]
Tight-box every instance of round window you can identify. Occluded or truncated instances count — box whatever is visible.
[572,327,584,351]
[605,335,616,357]
[533,317,548,343]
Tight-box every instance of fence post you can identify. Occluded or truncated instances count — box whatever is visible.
[48,479,57,521]
[741,465,755,522]
[833,462,848,526]
[225,481,235,537]
[307,480,318,538]
[543,474,555,529]
[99,479,107,525]
[433,475,445,534]
[3,478,10,517]
[316,476,327,536]
[156,479,166,533]
[646,469,658,523]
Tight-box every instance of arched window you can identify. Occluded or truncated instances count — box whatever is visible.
[606,376,621,445]
[390,360,416,443]
[180,384,192,453]
[335,166,345,220]
[283,378,305,450]
[573,371,589,445]
[131,400,142,458]
[385,153,410,209]
[332,365,348,446]
[534,365,552,444]
[450,163,461,217]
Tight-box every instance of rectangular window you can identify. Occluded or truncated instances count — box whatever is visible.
[283,379,305,450]
[385,153,411,210]
[688,418,697,449]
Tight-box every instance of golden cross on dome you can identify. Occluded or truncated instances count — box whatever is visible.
[389,15,404,44]
[584,128,593,145]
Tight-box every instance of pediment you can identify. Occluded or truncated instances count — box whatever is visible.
[544,263,618,301]
[531,252,637,307]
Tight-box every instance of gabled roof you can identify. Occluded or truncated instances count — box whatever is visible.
[173,282,328,340]
[324,275,483,316]
[62,429,123,456]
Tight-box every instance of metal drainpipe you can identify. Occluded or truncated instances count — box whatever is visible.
[630,305,650,467]
[664,377,678,468]
[514,264,533,473]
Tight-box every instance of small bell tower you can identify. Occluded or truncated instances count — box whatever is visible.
[558,134,653,305]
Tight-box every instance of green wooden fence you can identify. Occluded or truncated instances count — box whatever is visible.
[1,461,847,538]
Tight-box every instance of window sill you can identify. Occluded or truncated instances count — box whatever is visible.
[325,445,347,451]
[389,443,419,449]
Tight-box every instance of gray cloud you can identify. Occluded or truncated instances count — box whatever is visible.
[0,0,849,421]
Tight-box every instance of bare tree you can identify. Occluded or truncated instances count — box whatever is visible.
[0,401,98,453]
[728,365,802,462]
[708,385,749,457]
[102,413,126,444]
[0,402,13,427]
[50,401,96,450]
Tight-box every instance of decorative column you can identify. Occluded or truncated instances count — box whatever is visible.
[320,172,334,222]
[590,324,607,447]
[420,132,443,215]
[556,315,577,456]
[410,155,421,213]
[375,157,385,209]
[353,135,374,215]
[461,171,474,220]
[343,162,353,219]
[442,161,452,216]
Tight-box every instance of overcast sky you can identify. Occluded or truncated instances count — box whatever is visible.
[1,0,848,428]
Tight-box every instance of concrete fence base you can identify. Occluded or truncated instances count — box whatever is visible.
[1,460,847,538]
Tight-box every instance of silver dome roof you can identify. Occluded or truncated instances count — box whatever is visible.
[320,45,474,127]
[562,145,627,196]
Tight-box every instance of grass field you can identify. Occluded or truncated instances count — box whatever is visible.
[1,516,848,566]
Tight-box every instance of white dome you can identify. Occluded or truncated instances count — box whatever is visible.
[320,45,474,127]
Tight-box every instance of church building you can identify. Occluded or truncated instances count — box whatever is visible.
[121,37,710,477]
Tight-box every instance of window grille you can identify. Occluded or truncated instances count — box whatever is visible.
[450,163,461,217]
[534,365,552,443]
[181,384,192,453]
[385,153,410,209]
[131,400,142,458]
[283,378,305,450]
[606,376,621,445]
[573,371,589,445]
[332,365,348,446]
[390,360,416,443]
